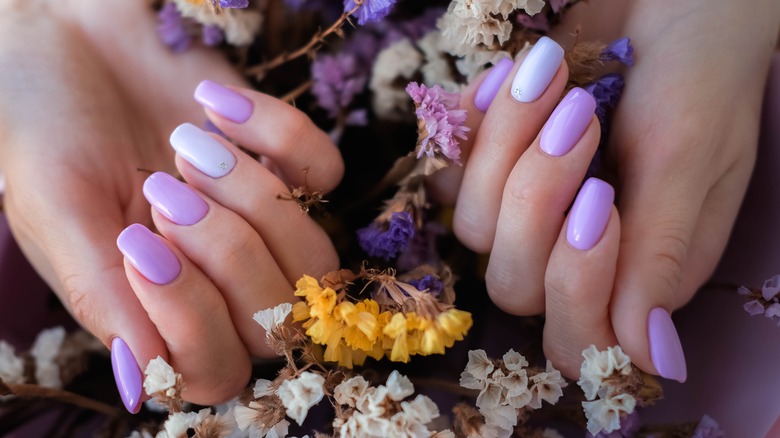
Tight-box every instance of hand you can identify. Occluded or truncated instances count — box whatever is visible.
[0,1,341,409]
[430,0,779,381]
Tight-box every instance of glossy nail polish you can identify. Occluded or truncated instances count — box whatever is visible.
[648,307,687,382]
[111,338,142,413]
[474,57,514,112]
[511,36,565,103]
[117,224,180,285]
[567,178,614,250]
[143,172,208,226]
[194,80,253,123]
[170,123,236,178]
[540,88,596,156]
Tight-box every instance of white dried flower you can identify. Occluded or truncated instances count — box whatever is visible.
[0,341,25,385]
[501,349,528,372]
[172,0,263,46]
[583,392,636,435]
[144,356,178,396]
[162,408,211,438]
[578,345,632,400]
[253,303,292,335]
[265,419,290,438]
[475,368,504,409]
[500,370,531,409]
[417,31,458,91]
[400,394,440,424]
[276,371,325,426]
[464,349,494,381]
[541,428,565,438]
[431,431,456,438]
[31,326,66,388]
[370,38,424,120]
[481,404,517,438]
[253,378,274,398]
[334,375,369,407]
[528,360,567,409]
[386,370,414,401]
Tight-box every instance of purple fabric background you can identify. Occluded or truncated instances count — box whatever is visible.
[2,53,779,437]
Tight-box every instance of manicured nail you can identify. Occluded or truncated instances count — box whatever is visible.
[194,80,253,124]
[648,307,687,382]
[511,36,564,103]
[143,172,208,226]
[540,87,596,156]
[170,123,236,178]
[111,337,142,413]
[474,57,514,112]
[567,178,614,250]
[117,224,180,285]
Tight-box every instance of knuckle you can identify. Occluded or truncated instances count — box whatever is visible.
[275,109,311,157]
[503,177,542,208]
[452,213,493,254]
[485,268,543,316]
[650,224,689,294]
[63,278,99,333]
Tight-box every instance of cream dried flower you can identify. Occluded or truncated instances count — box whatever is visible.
[475,368,504,409]
[528,360,567,409]
[386,370,414,401]
[464,349,494,381]
[253,303,293,335]
[253,378,274,398]
[0,341,25,385]
[400,394,440,425]
[172,0,262,46]
[277,371,325,426]
[31,326,66,388]
[334,375,370,407]
[480,404,517,438]
[162,408,212,438]
[501,349,528,372]
[370,38,424,120]
[583,391,636,435]
[144,356,178,396]
[578,345,632,400]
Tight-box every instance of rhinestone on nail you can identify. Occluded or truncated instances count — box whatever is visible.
[512,88,522,98]
[218,161,228,169]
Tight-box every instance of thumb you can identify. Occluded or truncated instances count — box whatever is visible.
[5,175,168,412]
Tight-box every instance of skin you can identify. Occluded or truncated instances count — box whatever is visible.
[0,0,342,403]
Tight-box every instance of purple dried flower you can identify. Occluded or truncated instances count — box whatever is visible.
[220,0,249,8]
[406,82,470,164]
[398,221,445,271]
[761,274,780,300]
[344,0,398,25]
[743,300,765,316]
[357,212,415,260]
[157,3,192,53]
[601,38,634,66]
[516,12,550,32]
[202,24,224,46]
[408,275,443,297]
[691,415,724,438]
[584,74,625,122]
[764,303,780,321]
[311,54,368,118]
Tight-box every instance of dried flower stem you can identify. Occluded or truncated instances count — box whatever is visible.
[245,1,363,79]
[4,383,118,416]
[282,80,313,104]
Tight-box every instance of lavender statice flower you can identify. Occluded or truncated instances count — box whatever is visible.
[762,274,780,300]
[601,38,634,66]
[584,74,625,123]
[358,212,415,260]
[406,82,470,164]
[344,0,398,25]
[692,415,725,438]
[311,53,368,119]
[202,24,224,46]
[157,3,192,53]
[738,276,780,324]
[219,0,249,8]
[408,275,443,297]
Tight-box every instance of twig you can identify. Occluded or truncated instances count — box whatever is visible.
[281,80,313,104]
[5,383,119,417]
[244,1,363,79]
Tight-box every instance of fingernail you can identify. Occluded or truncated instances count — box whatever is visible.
[567,178,614,250]
[648,307,687,382]
[194,80,253,124]
[117,224,180,285]
[111,337,142,413]
[511,36,565,103]
[540,87,596,156]
[143,172,208,226]
[170,123,236,178]
[474,57,514,112]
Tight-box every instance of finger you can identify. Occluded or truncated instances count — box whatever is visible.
[3,173,167,414]
[427,57,514,204]
[193,80,344,192]
[454,37,569,253]
[486,89,599,315]
[118,224,251,404]
[170,123,339,282]
[143,172,292,357]
[543,180,620,379]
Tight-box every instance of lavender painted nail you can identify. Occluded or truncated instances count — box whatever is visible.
[511,36,564,103]
[143,172,208,226]
[117,224,180,285]
[648,307,687,382]
[474,57,514,112]
[111,338,142,413]
[540,87,596,156]
[194,80,253,123]
[567,178,614,250]
[170,123,236,178]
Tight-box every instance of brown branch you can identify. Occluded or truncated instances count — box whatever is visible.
[5,383,119,416]
[244,0,363,79]
[282,80,313,104]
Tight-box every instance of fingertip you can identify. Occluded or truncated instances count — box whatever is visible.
[194,80,253,124]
